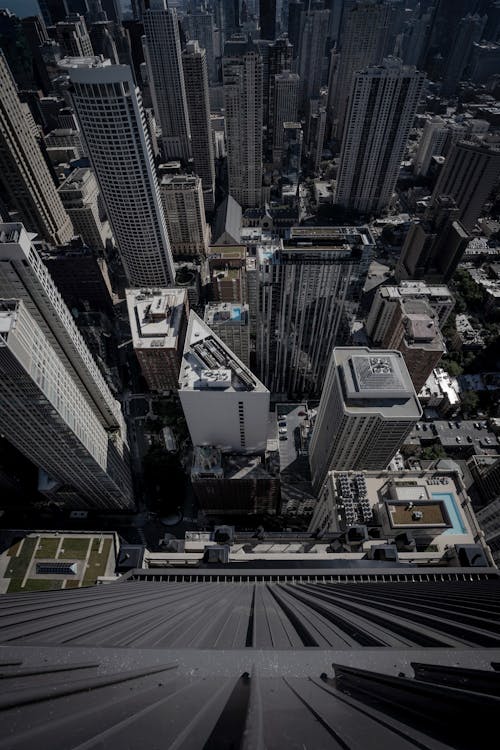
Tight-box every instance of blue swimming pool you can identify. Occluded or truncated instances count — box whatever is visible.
[432,492,467,535]
[232,306,241,321]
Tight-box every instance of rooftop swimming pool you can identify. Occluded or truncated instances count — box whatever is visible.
[432,492,467,535]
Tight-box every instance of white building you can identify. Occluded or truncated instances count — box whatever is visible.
[204,302,250,367]
[336,59,425,214]
[58,168,113,254]
[63,56,175,287]
[256,226,373,397]
[0,223,133,509]
[126,287,188,392]
[179,311,270,453]
[413,116,449,176]
[182,40,216,212]
[309,348,422,493]
[160,175,210,257]
[143,1,191,161]
[0,52,73,246]
[223,36,263,208]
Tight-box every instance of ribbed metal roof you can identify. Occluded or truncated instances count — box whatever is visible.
[1,576,499,748]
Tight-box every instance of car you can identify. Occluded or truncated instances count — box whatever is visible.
[485,437,492,444]
[415,424,420,430]
[467,435,473,443]
[474,422,480,429]
[279,426,287,434]
[278,420,287,427]
[298,411,306,417]
[456,436,461,443]
[279,435,287,441]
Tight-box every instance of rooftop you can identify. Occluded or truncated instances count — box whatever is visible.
[204,302,249,326]
[126,288,187,350]
[179,311,268,394]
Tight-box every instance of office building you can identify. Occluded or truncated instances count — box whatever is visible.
[58,168,113,254]
[183,11,217,82]
[309,348,421,493]
[55,13,93,57]
[413,116,450,177]
[179,311,270,454]
[207,245,247,303]
[281,122,303,197]
[297,5,329,111]
[336,59,425,214]
[396,196,470,283]
[0,52,73,245]
[261,35,294,155]
[328,0,391,141]
[366,283,455,341]
[143,2,191,161]
[160,175,210,257]
[182,41,216,212]
[476,495,500,564]
[0,223,133,508]
[256,227,373,397]
[204,302,250,367]
[223,36,263,208]
[431,139,500,232]
[41,238,113,318]
[271,71,300,158]
[260,0,277,39]
[441,13,486,96]
[306,101,327,176]
[64,57,175,287]
[126,287,188,392]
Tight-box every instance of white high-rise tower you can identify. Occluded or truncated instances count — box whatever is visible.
[336,59,425,214]
[64,56,175,287]
[143,1,192,161]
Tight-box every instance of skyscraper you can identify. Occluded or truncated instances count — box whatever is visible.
[160,175,210,257]
[413,116,449,176]
[328,0,391,142]
[297,5,330,111]
[336,59,425,214]
[182,40,216,212]
[223,36,263,208]
[0,52,73,246]
[143,1,191,161]
[256,226,373,397]
[183,10,217,82]
[441,13,486,96]
[64,57,175,287]
[271,70,300,157]
[260,0,277,39]
[431,139,500,232]
[0,222,133,510]
[57,167,113,254]
[55,13,94,57]
[309,347,421,493]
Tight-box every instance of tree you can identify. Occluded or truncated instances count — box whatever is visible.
[441,357,463,377]
[421,445,446,461]
[460,390,479,416]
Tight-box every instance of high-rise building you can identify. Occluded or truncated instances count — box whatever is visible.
[179,311,270,454]
[431,139,500,232]
[183,11,217,83]
[402,3,434,69]
[297,5,329,111]
[413,116,449,176]
[396,197,470,283]
[271,71,300,157]
[126,287,189,392]
[0,222,133,509]
[441,13,486,97]
[305,100,327,176]
[207,244,247,303]
[260,0,277,39]
[256,226,373,397]
[182,40,216,212]
[160,175,210,257]
[64,57,175,287]
[204,302,251,367]
[58,168,113,254]
[366,283,455,342]
[0,53,73,246]
[281,121,303,197]
[55,13,94,57]
[223,36,264,208]
[336,59,425,214]
[143,1,192,161]
[309,347,422,493]
[258,35,293,156]
[328,0,390,142]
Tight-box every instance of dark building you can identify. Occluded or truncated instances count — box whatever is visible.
[0,564,499,747]
[260,0,277,40]
[287,0,304,57]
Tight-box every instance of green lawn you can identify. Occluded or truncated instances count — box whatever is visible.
[7,578,62,593]
[5,538,37,580]
[58,538,90,559]
[35,538,60,559]
[82,539,112,585]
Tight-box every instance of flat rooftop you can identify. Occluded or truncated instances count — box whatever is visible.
[126,288,187,350]
[335,349,421,418]
[179,312,267,394]
[286,226,374,246]
[204,302,249,326]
